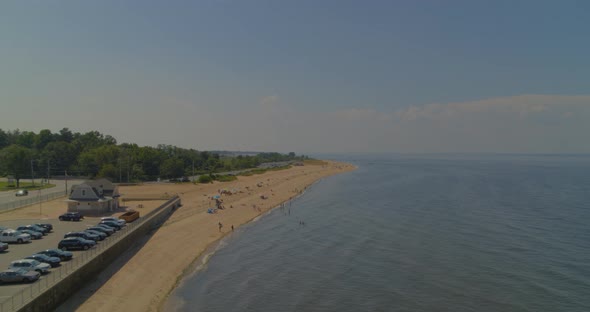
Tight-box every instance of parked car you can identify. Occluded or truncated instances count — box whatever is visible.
[87,226,113,236]
[58,237,95,251]
[0,269,40,284]
[84,230,106,241]
[37,249,73,261]
[96,224,118,232]
[26,254,61,268]
[19,229,43,240]
[101,217,126,226]
[34,223,53,232]
[0,242,8,252]
[0,230,31,244]
[99,221,121,230]
[9,259,51,274]
[17,225,49,235]
[15,189,28,197]
[64,231,100,242]
[59,212,84,221]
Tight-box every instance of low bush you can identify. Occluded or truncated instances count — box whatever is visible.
[215,175,237,182]
[197,175,213,183]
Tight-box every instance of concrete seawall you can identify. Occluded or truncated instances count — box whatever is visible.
[12,196,181,312]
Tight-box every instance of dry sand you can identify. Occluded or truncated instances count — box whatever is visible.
[39,160,354,312]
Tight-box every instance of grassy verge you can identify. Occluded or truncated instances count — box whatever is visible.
[213,175,238,182]
[237,165,292,177]
[0,182,56,192]
[194,164,293,183]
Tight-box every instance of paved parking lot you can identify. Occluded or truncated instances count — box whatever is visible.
[0,217,110,300]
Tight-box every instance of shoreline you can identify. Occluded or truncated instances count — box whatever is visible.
[161,178,320,311]
[56,160,356,312]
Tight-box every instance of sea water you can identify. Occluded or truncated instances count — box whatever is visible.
[164,154,590,312]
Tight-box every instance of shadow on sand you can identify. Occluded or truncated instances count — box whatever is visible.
[54,209,173,311]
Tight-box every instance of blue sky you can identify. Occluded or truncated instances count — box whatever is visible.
[1,1,589,153]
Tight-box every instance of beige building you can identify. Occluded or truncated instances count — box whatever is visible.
[66,178,120,216]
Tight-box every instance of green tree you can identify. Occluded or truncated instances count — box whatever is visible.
[160,158,184,178]
[16,131,36,148]
[97,164,118,181]
[58,127,74,143]
[136,146,165,179]
[0,129,7,149]
[34,129,54,150]
[76,145,121,177]
[131,163,146,181]
[39,141,77,176]
[0,145,32,187]
[72,131,117,153]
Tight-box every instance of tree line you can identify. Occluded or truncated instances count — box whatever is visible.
[0,128,307,187]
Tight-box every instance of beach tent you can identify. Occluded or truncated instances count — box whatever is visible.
[212,195,221,199]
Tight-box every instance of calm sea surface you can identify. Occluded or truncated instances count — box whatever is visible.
[164,154,590,312]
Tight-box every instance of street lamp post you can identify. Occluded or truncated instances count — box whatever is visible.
[39,189,42,216]
[30,160,35,187]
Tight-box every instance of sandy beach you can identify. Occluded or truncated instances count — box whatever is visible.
[17,160,354,311]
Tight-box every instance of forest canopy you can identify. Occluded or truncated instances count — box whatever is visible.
[0,128,307,185]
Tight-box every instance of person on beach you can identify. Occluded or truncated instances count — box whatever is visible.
[231,225,234,231]
[218,222,223,232]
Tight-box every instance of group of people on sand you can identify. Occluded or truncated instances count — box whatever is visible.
[214,187,310,233]
[215,198,226,210]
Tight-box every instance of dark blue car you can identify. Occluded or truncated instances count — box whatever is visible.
[59,212,84,221]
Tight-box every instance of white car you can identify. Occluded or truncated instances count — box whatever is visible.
[9,259,51,274]
[0,230,31,244]
[100,217,126,226]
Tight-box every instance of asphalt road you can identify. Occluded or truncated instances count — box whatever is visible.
[0,216,112,301]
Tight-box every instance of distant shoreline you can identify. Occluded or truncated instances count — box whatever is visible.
[58,160,356,312]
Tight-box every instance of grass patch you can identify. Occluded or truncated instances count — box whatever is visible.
[0,181,56,192]
[213,174,237,182]
[197,175,213,184]
[237,165,292,177]
[238,169,265,176]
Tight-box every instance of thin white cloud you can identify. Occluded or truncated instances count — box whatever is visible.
[285,94,590,153]
[394,94,590,121]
